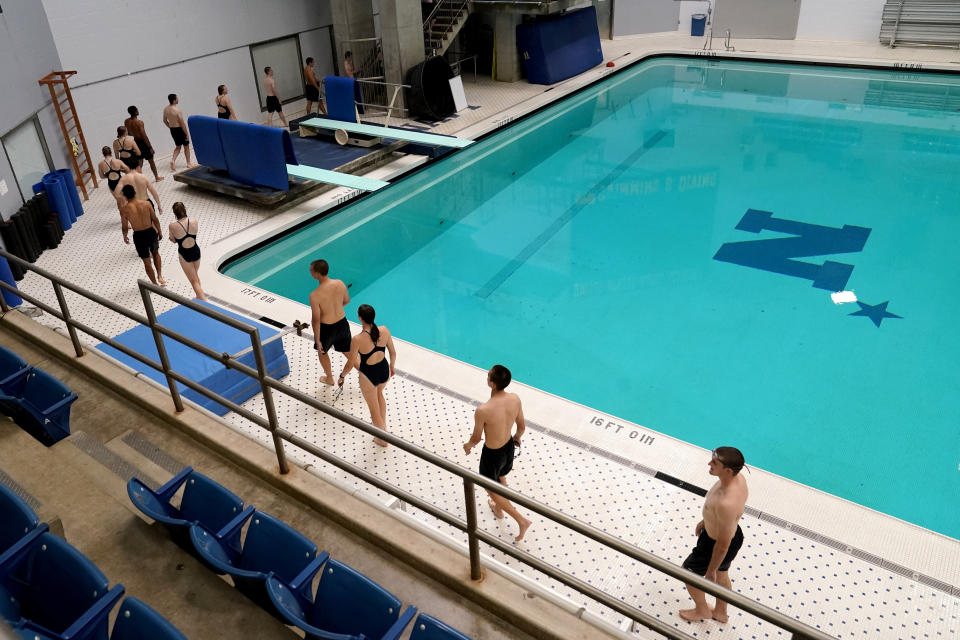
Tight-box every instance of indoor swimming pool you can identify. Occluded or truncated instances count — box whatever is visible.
[223,57,960,539]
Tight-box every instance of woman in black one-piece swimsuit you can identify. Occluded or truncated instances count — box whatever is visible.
[114,126,141,170]
[167,202,206,300]
[338,304,397,447]
[98,146,128,203]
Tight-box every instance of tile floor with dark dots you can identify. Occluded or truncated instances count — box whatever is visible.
[6,34,959,640]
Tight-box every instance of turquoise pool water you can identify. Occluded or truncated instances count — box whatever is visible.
[224,58,960,539]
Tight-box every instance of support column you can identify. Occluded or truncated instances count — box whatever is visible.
[494,12,523,83]
[379,0,426,110]
[330,0,376,68]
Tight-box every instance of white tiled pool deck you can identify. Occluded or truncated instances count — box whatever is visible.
[8,32,960,640]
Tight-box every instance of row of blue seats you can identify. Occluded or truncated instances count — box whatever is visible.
[0,345,77,446]
[129,467,473,640]
[0,480,187,640]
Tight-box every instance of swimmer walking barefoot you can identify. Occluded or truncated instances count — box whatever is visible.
[678,446,749,624]
[308,259,351,386]
[463,365,532,542]
[162,93,196,170]
[338,304,395,447]
[119,184,165,286]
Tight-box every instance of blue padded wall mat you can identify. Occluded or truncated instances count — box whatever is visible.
[187,116,228,171]
[219,120,297,191]
[324,76,359,123]
[96,300,289,416]
[517,6,603,85]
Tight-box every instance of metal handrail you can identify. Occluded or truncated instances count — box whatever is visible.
[423,0,470,57]
[0,249,835,640]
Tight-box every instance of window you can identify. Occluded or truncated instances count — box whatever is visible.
[250,36,304,110]
[1,116,54,203]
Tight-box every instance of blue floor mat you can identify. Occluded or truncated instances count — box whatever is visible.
[96,301,289,416]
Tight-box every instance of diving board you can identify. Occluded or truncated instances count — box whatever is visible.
[300,118,474,149]
[286,164,389,191]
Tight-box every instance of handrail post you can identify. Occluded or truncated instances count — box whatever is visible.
[52,281,84,358]
[248,329,290,474]
[138,284,184,413]
[463,479,482,580]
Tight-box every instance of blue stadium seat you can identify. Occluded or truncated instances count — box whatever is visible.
[266,557,415,640]
[0,531,124,640]
[126,467,245,560]
[0,482,39,556]
[0,345,30,394]
[189,509,325,617]
[0,368,77,446]
[409,613,473,640]
[110,597,187,640]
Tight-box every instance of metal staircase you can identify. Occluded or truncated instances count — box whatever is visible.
[37,71,97,201]
[423,0,471,58]
[880,0,960,48]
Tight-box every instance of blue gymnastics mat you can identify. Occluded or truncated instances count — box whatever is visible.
[97,300,289,416]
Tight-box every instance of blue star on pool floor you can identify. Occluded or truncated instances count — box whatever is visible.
[849,301,902,327]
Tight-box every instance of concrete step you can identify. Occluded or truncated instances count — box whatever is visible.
[29,429,297,639]
[0,423,65,537]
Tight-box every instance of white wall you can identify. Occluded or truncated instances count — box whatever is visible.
[613,0,680,37]
[796,0,885,41]
[40,0,334,160]
[678,1,711,35]
[299,27,337,80]
[675,0,885,40]
[0,0,70,218]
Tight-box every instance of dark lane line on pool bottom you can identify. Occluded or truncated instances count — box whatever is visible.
[474,128,669,299]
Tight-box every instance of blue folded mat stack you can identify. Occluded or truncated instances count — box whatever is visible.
[95,300,289,417]
[188,115,298,191]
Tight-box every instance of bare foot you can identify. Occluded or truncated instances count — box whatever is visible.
[514,517,532,542]
[712,611,728,623]
[373,437,388,447]
[487,499,504,519]
[157,276,166,286]
[319,375,334,386]
[188,163,198,168]
[155,176,165,182]
[169,161,175,171]
[678,608,713,622]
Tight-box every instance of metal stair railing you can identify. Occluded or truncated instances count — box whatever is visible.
[423,0,470,57]
[880,0,960,48]
[0,248,839,640]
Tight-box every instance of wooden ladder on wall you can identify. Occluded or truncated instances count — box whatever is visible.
[38,71,97,201]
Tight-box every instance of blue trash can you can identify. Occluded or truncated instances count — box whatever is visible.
[691,13,707,37]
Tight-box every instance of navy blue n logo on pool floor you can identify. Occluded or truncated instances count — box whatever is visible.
[713,209,871,291]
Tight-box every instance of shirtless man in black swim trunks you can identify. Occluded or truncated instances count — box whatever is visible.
[309,259,351,386]
[303,57,325,116]
[162,93,196,171]
[125,106,163,182]
[119,184,165,286]
[263,67,288,128]
[463,365,532,542]
[679,446,749,623]
[115,167,162,216]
